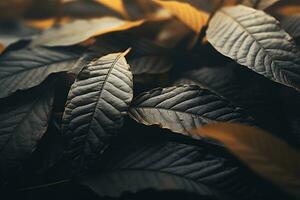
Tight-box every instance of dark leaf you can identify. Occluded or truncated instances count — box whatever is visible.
[129,85,254,144]
[173,64,290,137]
[0,80,55,180]
[81,142,269,200]
[62,51,133,171]
[0,47,86,98]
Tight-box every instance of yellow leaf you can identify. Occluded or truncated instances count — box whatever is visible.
[94,0,129,19]
[153,0,209,33]
[194,123,300,199]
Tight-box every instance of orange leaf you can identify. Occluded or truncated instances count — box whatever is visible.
[153,0,209,33]
[194,123,300,198]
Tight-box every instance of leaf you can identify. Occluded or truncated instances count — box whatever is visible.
[129,85,254,143]
[173,64,288,135]
[81,142,267,200]
[196,123,300,198]
[0,47,85,99]
[30,17,146,47]
[0,80,54,179]
[242,0,279,10]
[62,50,133,171]
[153,0,209,33]
[280,14,300,39]
[207,5,300,91]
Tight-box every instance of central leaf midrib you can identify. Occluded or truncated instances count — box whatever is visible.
[132,106,214,123]
[84,53,124,150]
[219,9,276,72]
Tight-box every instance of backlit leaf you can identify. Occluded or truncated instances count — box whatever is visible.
[196,123,300,198]
[153,0,209,33]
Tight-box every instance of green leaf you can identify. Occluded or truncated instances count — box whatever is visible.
[129,85,254,143]
[207,5,300,91]
[0,47,85,98]
[62,50,133,171]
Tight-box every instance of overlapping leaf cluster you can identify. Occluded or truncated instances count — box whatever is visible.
[0,0,300,200]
